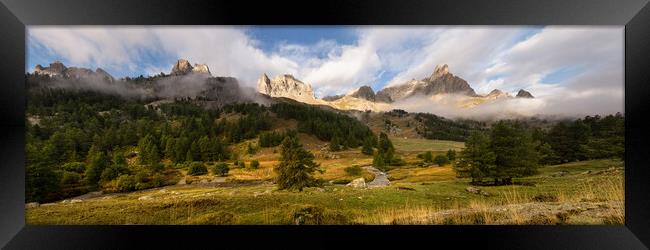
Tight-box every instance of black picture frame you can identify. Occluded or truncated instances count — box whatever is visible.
[1,0,649,249]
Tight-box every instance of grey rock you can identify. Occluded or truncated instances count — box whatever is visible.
[346,177,367,188]
[516,89,534,98]
[375,64,477,103]
[348,85,376,101]
[466,186,481,194]
[257,74,318,103]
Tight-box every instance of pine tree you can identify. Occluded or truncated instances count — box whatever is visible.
[274,136,323,191]
[361,137,374,155]
[490,121,540,182]
[329,136,342,152]
[455,132,496,183]
[446,149,456,161]
[372,153,386,169]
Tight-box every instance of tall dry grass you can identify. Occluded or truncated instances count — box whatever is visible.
[353,175,624,225]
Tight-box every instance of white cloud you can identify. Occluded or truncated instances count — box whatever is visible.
[28,26,623,117]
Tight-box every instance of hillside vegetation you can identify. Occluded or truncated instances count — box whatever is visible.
[25,77,625,225]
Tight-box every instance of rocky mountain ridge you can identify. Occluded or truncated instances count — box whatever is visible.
[170,59,211,76]
[34,61,114,82]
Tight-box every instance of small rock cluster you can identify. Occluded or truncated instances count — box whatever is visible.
[465,186,490,196]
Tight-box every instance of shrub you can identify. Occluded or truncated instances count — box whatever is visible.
[187,162,208,176]
[61,162,86,174]
[344,165,362,176]
[422,151,434,163]
[446,149,457,161]
[292,206,324,225]
[151,173,165,187]
[389,158,407,166]
[236,160,246,169]
[250,160,260,169]
[61,171,81,185]
[212,162,229,176]
[115,175,136,192]
[434,155,449,166]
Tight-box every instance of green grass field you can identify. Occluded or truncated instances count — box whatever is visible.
[26,159,623,225]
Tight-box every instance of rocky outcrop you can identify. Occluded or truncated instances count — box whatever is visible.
[95,68,115,82]
[34,61,67,77]
[322,94,344,102]
[192,63,211,75]
[348,85,376,101]
[170,59,193,75]
[170,59,211,76]
[516,89,534,98]
[375,64,477,103]
[257,73,319,104]
[33,61,114,82]
[485,89,511,99]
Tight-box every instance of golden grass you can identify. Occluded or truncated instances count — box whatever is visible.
[387,165,456,183]
[354,172,624,225]
[27,159,624,225]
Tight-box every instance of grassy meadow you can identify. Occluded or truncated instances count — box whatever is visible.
[26,137,624,225]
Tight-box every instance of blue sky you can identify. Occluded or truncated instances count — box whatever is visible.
[27,26,623,115]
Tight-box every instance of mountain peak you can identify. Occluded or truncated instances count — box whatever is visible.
[348,85,376,101]
[431,64,450,80]
[33,61,113,81]
[34,61,68,77]
[516,89,534,98]
[489,89,503,95]
[257,73,318,104]
[170,59,211,76]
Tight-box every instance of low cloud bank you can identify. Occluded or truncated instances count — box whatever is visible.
[391,91,623,120]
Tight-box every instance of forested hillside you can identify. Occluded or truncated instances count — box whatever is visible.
[25,77,377,203]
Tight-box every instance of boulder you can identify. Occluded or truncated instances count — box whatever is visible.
[465,186,481,194]
[466,186,490,196]
[346,178,366,188]
[70,199,83,203]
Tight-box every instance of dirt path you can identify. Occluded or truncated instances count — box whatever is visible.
[363,166,390,187]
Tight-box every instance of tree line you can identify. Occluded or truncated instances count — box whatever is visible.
[454,113,624,185]
[25,84,382,202]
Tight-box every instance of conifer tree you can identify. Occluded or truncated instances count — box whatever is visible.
[274,136,323,191]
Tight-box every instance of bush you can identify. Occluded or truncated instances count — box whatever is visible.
[115,175,136,192]
[187,162,208,176]
[434,155,449,166]
[344,165,362,176]
[61,171,81,185]
[446,149,457,161]
[60,162,86,174]
[389,158,407,166]
[292,205,324,225]
[151,173,165,187]
[250,160,260,169]
[212,162,229,176]
[422,151,434,163]
[236,160,246,169]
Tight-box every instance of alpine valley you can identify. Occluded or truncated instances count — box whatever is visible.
[25,59,624,226]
